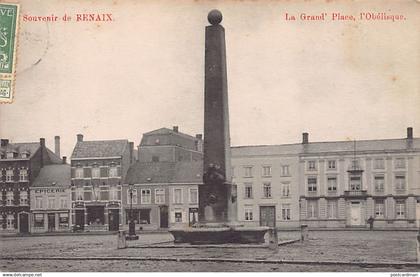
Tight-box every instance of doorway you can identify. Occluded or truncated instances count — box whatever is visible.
[189,208,199,226]
[260,206,276,227]
[48,213,55,232]
[108,209,120,231]
[18,213,29,233]
[75,209,85,230]
[159,206,169,228]
[350,202,361,226]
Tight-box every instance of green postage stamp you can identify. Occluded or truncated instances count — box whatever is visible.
[0,2,19,103]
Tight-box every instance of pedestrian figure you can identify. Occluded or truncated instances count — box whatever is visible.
[367,216,374,230]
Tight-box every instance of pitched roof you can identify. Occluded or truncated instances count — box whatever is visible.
[142,127,198,141]
[125,161,203,184]
[71,140,129,159]
[32,164,71,187]
[0,142,40,158]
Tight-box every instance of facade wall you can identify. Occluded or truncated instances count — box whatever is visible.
[232,154,301,228]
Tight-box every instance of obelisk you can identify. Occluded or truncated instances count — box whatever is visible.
[199,10,235,224]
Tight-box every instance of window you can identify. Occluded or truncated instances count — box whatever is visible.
[396,201,405,219]
[34,214,44,228]
[349,176,361,191]
[374,159,385,169]
[308,177,317,192]
[244,183,253,199]
[282,183,290,197]
[92,167,100,178]
[155,189,165,204]
[374,176,385,192]
[35,196,43,209]
[21,153,29,158]
[262,166,272,177]
[281,165,290,176]
[109,167,118,178]
[6,152,14,159]
[6,170,13,182]
[75,168,83,179]
[139,209,151,224]
[76,188,83,201]
[84,187,92,201]
[100,187,109,201]
[19,191,28,206]
[327,160,336,170]
[127,189,137,204]
[189,188,198,204]
[307,161,316,171]
[244,166,253,178]
[327,177,337,192]
[395,175,406,191]
[307,201,318,218]
[152,156,159,162]
[59,197,67,209]
[19,169,28,182]
[231,167,235,177]
[6,214,15,229]
[47,197,55,209]
[141,189,151,204]
[110,186,119,201]
[281,204,291,221]
[6,191,14,206]
[59,213,69,227]
[375,200,385,218]
[263,183,272,198]
[100,167,108,178]
[175,211,182,223]
[327,200,337,218]
[395,158,405,169]
[245,207,253,221]
[351,160,360,169]
[174,188,183,204]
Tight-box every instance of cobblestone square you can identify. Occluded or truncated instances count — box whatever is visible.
[1,230,419,272]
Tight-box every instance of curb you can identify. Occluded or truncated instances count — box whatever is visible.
[1,256,419,268]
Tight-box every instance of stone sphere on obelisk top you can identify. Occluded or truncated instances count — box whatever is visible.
[208,9,223,25]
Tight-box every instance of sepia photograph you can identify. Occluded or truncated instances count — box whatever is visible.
[0,0,419,274]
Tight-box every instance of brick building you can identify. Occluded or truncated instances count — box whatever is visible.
[70,134,134,231]
[122,127,203,230]
[0,137,62,233]
[30,160,71,233]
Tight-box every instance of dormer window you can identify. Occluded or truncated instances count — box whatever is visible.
[21,152,29,158]
[6,152,14,159]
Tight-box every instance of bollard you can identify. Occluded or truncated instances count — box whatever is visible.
[268,228,279,251]
[300,224,308,242]
[117,230,127,249]
[417,229,420,264]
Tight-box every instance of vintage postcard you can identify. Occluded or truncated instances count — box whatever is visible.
[0,2,19,103]
[0,0,419,274]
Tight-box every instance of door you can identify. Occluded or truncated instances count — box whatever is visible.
[75,210,85,230]
[159,205,169,228]
[260,206,276,227]
[350,202,361,225]
[416,202,420,228]
[18,213,29,233]
[108,209,120,231]
[189,208,199,227]
[48,213,55,232]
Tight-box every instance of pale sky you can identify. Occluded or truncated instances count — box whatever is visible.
[0,0,419,159]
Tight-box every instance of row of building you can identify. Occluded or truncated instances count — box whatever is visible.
[1,127,419,233]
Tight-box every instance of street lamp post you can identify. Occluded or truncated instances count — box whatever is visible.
[127,183,138,240]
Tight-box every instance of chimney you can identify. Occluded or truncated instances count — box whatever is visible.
[173,126,179,133]
[302,132,309,144]
[195,134,203,140]
[77,134,83,142]
[407,127,413,139]
[129,142,134,163]
[0,139,9,147]
[54,135,61,158]
[62,156,67,164]
[40,138,45,168]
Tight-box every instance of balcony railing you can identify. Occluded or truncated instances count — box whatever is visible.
[344,190,368,197]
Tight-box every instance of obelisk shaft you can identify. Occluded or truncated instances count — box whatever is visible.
[199,12,233,224]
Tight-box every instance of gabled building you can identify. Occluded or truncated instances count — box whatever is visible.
[30,159,71,233]
[70,134,134,231]
[0,137,62,233]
